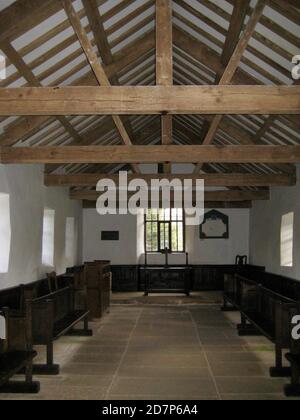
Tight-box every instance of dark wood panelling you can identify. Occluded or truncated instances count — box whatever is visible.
[111,266,140,292]
[111,264,266,292]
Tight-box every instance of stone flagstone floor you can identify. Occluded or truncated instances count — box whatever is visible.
[1,296,299,400]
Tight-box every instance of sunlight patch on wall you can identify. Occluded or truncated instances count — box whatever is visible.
[281,212,294,267]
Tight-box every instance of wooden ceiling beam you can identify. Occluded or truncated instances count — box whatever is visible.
[82,200,253,209]
[0,85,298,115]
[2,145,300,164]
[70,189,270,202]
[45,173,296,188]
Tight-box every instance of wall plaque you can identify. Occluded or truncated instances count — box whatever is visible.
[101,231,120,241]
[200,210,229,239]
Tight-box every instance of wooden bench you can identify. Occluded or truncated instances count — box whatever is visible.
[84,261,111,319]
[0,305,40,394]
[226,274,300,396]
[221,265,266,312]
[284,304,300,397]
[94,260,111,315]
[26,284,92,375]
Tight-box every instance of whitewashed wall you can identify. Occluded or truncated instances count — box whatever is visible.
[82,208,250,266]
[0,164,82,290]
[250,166,300,280]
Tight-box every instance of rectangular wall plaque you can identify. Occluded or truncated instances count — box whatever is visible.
[101,231,120,241]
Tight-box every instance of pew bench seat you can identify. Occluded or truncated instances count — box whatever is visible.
[238,311,274,341]
[28,286,92,375]
[0,351,39,394]
[0,306,40,394]
[53,309,90,339]
[284,353,300,397]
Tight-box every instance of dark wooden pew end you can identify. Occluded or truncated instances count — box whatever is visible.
[237,323,262,336]
[270,366,292,378]
[65,328,93,337]
[237,314,262,337]
[284,353,300,397]
[0,307,40,394]
[28,287,93,375]
[0,351,40,394]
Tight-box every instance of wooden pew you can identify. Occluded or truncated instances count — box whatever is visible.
[66,265,86,290]
[221,265,266,311]
[65,265,87,311]
[84,261,111,319]
[237,276,297,377]
[94,260,111,315]
[227,273,300,397]
[26,284,92,375]
[0,305,40,394]
[285,304,300,397]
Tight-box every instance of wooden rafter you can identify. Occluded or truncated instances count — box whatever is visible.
[220,0,251,68]
[82,0,117,85]
[194,0,268,174]
[0,0,61,43]
[0,31,156,147]
[0,0,298,192]
[0,42,82,144]
[82,0,135,140]
[61,0,140,174]
[156,0,173,173]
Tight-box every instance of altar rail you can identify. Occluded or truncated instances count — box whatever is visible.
[111,264,265,292]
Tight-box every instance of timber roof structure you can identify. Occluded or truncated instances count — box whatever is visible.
[0,0,300,207]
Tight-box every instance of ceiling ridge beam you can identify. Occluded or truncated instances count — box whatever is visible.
[156,0,173,173]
